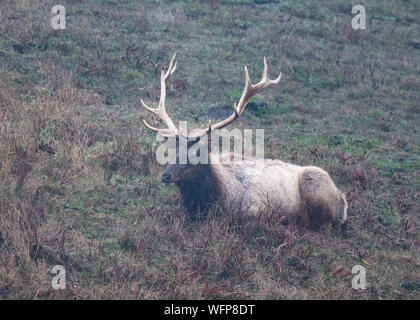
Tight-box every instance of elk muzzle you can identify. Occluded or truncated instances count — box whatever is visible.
[161,172,172,183]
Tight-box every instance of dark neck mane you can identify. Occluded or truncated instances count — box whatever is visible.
[176,164,225,216]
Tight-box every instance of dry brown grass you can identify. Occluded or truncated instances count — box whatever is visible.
[0,0,419,299]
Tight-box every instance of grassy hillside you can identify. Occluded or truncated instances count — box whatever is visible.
[0,0,419,299]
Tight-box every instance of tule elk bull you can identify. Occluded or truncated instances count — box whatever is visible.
[139,53,348,232]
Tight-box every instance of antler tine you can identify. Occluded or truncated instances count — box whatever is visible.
[165,52,177,79]
[261,57,282,85]
[140,98,158,114]
[140,54,281,138]
[142,119,160,132]
[141,52,179,136]
[209,57,282,131]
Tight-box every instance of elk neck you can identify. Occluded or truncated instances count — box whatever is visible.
[175,163,227,215]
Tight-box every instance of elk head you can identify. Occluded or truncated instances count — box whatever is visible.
[140,53,282,184]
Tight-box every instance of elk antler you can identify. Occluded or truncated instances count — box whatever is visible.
[209,57,282,132]
[140,52,178,136]
[141,54,282,138]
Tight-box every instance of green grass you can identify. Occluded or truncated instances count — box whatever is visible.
[0,0,419,299]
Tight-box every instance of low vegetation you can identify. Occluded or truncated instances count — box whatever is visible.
[0,0,418,299]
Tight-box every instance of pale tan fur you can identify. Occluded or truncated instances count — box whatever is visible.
[209,156,348,230]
